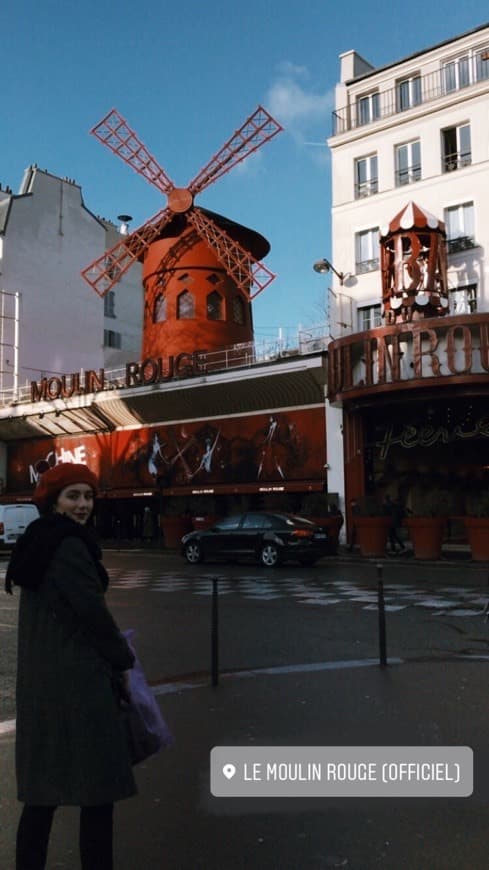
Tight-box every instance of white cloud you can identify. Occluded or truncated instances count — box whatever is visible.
[266,64,334,148]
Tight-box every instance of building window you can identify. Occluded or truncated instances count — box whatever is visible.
[396,74,421,111]
[177,290,194,319]
[443,55,471,92]
[103,329,121,349]
[445,202,475,253]
[442,123,471,172]
[358,305,382,331]
[103,291,116,318]
[206,273,222,286]
[443,47,489,91]
[177,272,193,285]
[357,92,380,126]
[476,47,489,81]
[450,283,477,314]
[153,294,167,322]
[395,140,421,186]
[355,228,380,274]
[207,291,223,320]
[354,154,378,198]
[232,296,245,325]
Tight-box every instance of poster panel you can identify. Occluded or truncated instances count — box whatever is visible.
[7,408,326,495]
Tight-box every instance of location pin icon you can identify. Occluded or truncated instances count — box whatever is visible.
[223,763,236,780]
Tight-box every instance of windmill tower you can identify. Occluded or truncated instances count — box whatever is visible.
[82,108,282,361]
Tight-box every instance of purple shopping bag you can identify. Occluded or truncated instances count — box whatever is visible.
[122,629,174,764]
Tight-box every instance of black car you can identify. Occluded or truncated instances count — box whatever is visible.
[181,511,331,568]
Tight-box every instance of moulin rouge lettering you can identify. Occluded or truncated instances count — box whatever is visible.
[30,351,207,402]
[328,320,489,400]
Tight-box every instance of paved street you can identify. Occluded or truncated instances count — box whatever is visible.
[1,550,489,868]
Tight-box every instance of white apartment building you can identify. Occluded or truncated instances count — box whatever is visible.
[325,22,489,527]
[327,21,489,335]
[0,166,142,396]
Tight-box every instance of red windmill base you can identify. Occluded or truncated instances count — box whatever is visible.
[81,107,282,360]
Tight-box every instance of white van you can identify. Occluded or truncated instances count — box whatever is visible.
[0,504,39,547]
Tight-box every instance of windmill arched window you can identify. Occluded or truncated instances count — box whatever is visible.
[177,289,195,319]
[232,295,246,325]
[207,291,223,321]
[153,294,167,322]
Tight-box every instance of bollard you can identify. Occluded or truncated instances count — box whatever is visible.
[377,564,387,668]
[211,577,219,686]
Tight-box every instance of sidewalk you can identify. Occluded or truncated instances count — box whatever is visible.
[1,657,489,869]
[1,550,489,868]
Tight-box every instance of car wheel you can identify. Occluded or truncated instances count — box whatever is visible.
[260,543,281,568]
[185,541,203,564]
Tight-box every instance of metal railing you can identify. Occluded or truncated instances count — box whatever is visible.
[332,60,489,135]
[447,235,476,254]
[0,325,330,408]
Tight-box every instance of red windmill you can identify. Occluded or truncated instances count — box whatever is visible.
[81,107,283,360]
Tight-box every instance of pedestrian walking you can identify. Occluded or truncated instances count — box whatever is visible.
[348,498,361,551]
[142,505,154,544]
[5,463,136,870]
[382,494,406,554]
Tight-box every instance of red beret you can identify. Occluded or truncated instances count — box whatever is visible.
[34,463,99,512]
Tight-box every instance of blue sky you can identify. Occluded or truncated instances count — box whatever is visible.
[2,1,488,344]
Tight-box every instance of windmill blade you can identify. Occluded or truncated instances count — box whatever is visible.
[91,109,176,196]
[187,209,276,300]
[81,208,173,297]
[188,106,283,197]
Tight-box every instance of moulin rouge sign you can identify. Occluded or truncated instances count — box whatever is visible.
[328,316,489,402]
[30,351,207,402]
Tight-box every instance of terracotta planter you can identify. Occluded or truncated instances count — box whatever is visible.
[160,516,193,548]
[354,516,391,557]
[406,517,445,560]
[308,516,343,554]
[192,515,218,531]
[464,517,489,561]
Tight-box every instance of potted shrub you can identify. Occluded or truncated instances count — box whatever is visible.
[190,495,219,531]
[405,491,447,560]
[464,494,489,561]
[160,498,193,548]
[351,496,392,558]
[300,493,343,554]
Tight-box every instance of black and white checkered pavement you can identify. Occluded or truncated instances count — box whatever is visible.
[106,570,489,617]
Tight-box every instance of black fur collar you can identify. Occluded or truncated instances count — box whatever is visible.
[5,513,108,595]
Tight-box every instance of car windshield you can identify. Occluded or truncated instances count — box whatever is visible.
[212,516,242,531]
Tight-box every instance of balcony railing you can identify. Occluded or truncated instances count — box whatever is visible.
[447,235,476,254]
[355,257,380,275]
[332,58,489,135]
[442,150,472,172]
[354,179,379,198]
[395,165,421,186]
[0,326,331,408]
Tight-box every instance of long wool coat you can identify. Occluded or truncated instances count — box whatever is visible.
[16,535,137,806]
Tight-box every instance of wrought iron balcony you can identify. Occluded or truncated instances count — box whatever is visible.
[355,257,380,275]
[332,56,489,135]
[354,179,379,198]
[447,235,476,254]
[442,151,472,172]
[395,165,422,186]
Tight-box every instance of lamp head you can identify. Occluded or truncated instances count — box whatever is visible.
[313,259,332,275]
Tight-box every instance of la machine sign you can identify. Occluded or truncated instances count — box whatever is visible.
[30,351,207,402]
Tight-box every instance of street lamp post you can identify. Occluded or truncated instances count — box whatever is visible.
[312,259,353,335]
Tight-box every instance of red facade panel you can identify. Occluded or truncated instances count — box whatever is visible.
[7,408,326,498]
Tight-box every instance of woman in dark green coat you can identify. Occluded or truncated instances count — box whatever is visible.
[5,463,136,870]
